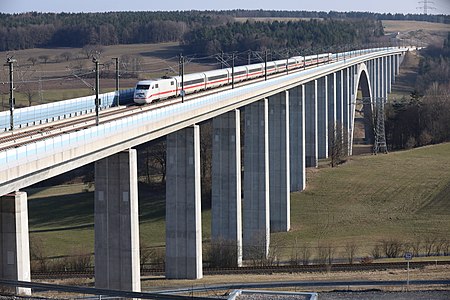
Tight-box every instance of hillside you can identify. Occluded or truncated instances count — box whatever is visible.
[278,143,450,257]
[26,143,450,263]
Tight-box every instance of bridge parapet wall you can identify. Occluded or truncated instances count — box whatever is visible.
[0,89,134,131]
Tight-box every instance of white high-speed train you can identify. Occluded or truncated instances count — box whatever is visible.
[133,53,332,104]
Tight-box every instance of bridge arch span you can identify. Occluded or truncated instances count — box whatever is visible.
[350,62,375,154]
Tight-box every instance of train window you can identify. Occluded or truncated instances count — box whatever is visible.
[155,84,159,88]
[267,66,275,69]
[136,84,150,90]
[288,62,295,65]
[249,68,262,73]
[171,81,174,85]
[185,78,205,85]
[234,70,246,75]
[208,74,228,81]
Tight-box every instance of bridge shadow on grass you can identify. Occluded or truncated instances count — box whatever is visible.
[30,223,94,233]
[28,192,94,230]
[27,183,167,231]
[138,182,166,222]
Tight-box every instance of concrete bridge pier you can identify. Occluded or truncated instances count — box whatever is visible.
[327,73,337,155]
[349,65,359,154]
[243,99,270,260]
[94,149,141,292]
[0,192,31,296]
[269,91,290,233]
[317,76,328,159]
[343,68,351,155]
[289,85,305,192]
[305,80,318,167]
[371,59,376,99]
[387,56,392,93]
[211,110,242,267]
[376,58,381,99]
[395,54,401,76]
[166,125,203,279]
[399,52,405,66]
[392,55,398,82]
[381,57,386,99]
[336,70,344,134]
[367,60,372,97]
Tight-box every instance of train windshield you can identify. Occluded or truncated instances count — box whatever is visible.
[136,84,150,90]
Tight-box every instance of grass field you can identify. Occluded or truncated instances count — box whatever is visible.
[382,20,450,47]
[382,20,450,34]
[274,143,450,257]
[25,143,450,262]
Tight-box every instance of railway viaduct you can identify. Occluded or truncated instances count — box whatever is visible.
[0,47,408,294]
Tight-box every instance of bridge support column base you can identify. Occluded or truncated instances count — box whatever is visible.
[305,80,318,167]
[269,91,290,232]
[212,111,243,267]
[94,149,141,292]
[166,125,203,279]
[0,192,31,296]
[289,85,306,192]
[243,99,270,260]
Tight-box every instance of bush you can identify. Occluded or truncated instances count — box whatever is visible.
[301,247,312,265]
[405,136,417,149]
[371,243,382,259]
[140,245,165,269]
[344,241,359,264]
[29,236,47,272]
[64,246,92,271]
[207,239,239,268]
[382,239,403,258]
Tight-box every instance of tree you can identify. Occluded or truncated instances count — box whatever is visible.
[344,241,359,264]
[27,56,37,66]
[329,121,347,167]
[60,51,73,62]
[22,82,38,106]
[38,55,49,64]
[143,139,166,184]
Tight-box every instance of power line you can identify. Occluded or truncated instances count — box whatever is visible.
[417,0,436,15]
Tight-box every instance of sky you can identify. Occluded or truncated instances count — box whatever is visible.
[0,0,449,15]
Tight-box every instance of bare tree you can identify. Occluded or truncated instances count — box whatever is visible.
[411,238,422,256]
[17,66,38,106]
[329,121,347,167]
[60,51,73,62]
[38,55,49,64]
[344,241,359,264]
[81,45,94,59]
[289,237,302,265]
[207,238,239,268]
[149,140,166,184]
[371,243,382,259]
[29,236,47,272]
[301,246,312,265]
[22,82,38,106]
[424,236,437,256]
[382,239,403,258]
[27,56,37,66]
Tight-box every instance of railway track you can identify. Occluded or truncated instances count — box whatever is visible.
[31,260,450,279]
